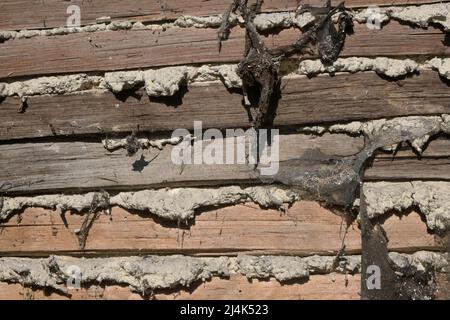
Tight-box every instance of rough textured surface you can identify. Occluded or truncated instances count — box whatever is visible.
[364,182,450,232]
[354,3,450,30]
[111,186,299,221]
[2,57,446,99]
[0,252,446,296]
[273,115,450,208]
[389,251,449,275]
[0,186,299,222]
[1,3,448,42]
[0,11,316,41]
[102,135,191,152]
[237,255,361,281]
[0,65,242,98]
[103,71,143,94]
[0,74,105,98]
[143,67,190,97]
[302,115,450,154]
[0,22,132,41]
[0,255,230,295]
[0,193,107,221]
[253,11,315,30]
[427,58,450,80]
[297,57,419,78]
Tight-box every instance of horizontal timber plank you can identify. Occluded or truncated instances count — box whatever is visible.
[0,273,361,300]
[376,137,450,159]
[0,133,363,194]
[0,21,448,80]
[1,134,450,194]
[0,202,436,256]
[0,0,439,31]
[1,71,450,141]
[365,157,450,180]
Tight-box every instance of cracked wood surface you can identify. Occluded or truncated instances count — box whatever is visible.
[1,71,449,141]
[0,132,362,194]
[0,21,448,80]
[0,201,441,256]
[0,202,437,256]
[0,273,361,300]
[0,135,450,195]
[0,0,440,31]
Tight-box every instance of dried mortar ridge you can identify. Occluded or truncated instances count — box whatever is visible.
[426,58,450,80]
[103,71,143,93]
[104,65,243,96]
[2,56,445,100]
[301,115,450,154]
[111,186,299,221]
[0,74,106,98]
[253,11,315,30]
[102,135,192,152]
[272,115,450,207]
[143,67,190,97]
[236,255,361,281]
[0,192,106,221]
[0,255,230,295]
[0,186,299,222]
[174,14,237,28]
[0,65,243,99]
[0,10,316,42]
[297,57,420,78]
[1,3,449,42]
[0,252,446,295]
[363,182,450,232]
[0,21,141,41]
[388,251,449,275]
[354,3,450,30]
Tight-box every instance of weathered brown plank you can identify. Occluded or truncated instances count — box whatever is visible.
[1,133,450,194]
[0,202,435,256]
[365,157,450,180]
[0,133,363,194]
[2,71,449,141]
[0,273,361,300]
[376,137,450,159]
[0,0,439,31]
[0,21,448,80]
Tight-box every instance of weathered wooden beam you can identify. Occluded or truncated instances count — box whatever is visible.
[0,133,363,194]
[0,21,448,80]
[0,273,361,300]
[1,71,449,141]
[0,0,438,31]
[0,202,436,256]
[365,157,450,180]
[0,132,450,194]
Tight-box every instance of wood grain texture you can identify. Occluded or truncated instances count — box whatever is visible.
[0,21,448,80]
[0,202,436,256]
[1,71,449,141]
[0,273,361,300]
[1,133,450,194]
[0,132,363,194]
[365,157,450,180]
[0,0,439,31]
